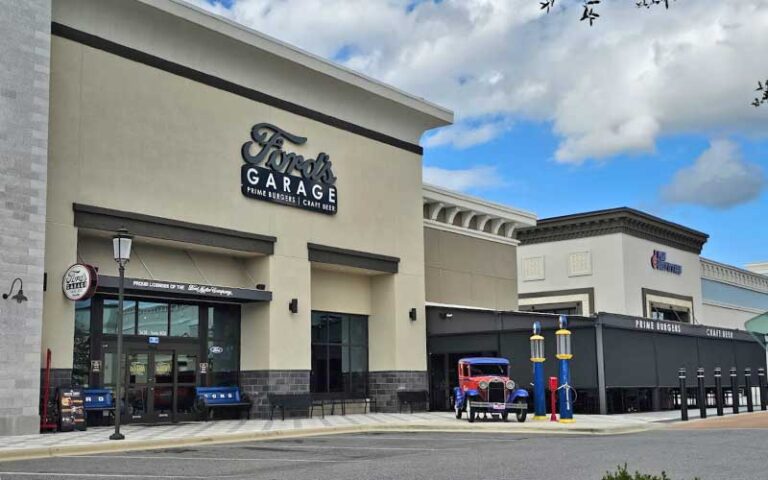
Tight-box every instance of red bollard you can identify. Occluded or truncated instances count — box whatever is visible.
[549,376,558,422]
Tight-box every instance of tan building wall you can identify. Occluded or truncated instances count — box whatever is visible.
[43,22,443,377]
[424,228,518,310]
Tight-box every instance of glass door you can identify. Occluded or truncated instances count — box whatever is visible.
[123,349,176,423]
[124,351,152,422]
[175,351,198,421]
[152,351,174,421]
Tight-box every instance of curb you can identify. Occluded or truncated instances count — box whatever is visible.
[0,421,659,463]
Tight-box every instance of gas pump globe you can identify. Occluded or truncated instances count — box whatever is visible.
[556,321,572,360]
[530,322,545,362]
[530,321,546,419]
[556,315,575,423]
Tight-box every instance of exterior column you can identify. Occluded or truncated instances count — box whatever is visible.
[240,253,311,417]
[0,0,51,436]
[368,272,427,412]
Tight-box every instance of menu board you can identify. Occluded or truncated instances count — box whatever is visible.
[58,387,86,432]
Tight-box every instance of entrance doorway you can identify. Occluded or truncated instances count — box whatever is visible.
[113,347,198,423]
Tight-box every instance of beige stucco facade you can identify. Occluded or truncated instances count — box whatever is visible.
[424,228,518,310]
[42,0,451,397]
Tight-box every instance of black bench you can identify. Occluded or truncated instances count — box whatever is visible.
[311,393,374,415]
[195,386,252,421]
[397,390,428,413]
[268,393,323,420]
[84,388,115,426]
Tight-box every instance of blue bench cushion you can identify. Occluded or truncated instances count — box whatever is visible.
[83,389,114,409]
[196,386,244,404]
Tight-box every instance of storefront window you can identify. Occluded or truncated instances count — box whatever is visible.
[207,305,240,386]
[103,299,137,334]
[138,302,168,336]
[311,311,368,396]
[170,304,199,337]
[72,300,91,386]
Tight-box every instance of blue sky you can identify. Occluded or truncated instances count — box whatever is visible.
[424,126,767,266]
[195,0,767,268]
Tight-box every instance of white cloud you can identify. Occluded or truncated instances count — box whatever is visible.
[185,0,768,163]
[422,121,510,149]
[661,139,766,209]
[423,165,505,192]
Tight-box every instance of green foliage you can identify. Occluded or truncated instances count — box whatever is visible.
[602,464,699,480]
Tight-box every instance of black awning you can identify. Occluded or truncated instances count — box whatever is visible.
[96,275,271,304]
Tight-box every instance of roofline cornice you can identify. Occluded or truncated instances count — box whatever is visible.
[142,0,453,124]
[517,208,708,254]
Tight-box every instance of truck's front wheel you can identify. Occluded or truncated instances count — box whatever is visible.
[516,410,527,423]
[467,402,476,423]
[454,399,463,419]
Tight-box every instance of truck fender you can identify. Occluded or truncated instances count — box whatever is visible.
[508,388,529,403]
[453,387,464,408]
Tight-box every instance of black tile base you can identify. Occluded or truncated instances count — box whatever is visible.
[240,370,310,418]
[368,371,428,413]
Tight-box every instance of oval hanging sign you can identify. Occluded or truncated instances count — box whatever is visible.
[62,264,98,301]
[209,345,224,354]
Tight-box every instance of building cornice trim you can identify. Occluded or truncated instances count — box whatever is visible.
[517,208,708,254]
[307,243,399,274]
[424,220,520,246]
[73,203,275,254]
[701,258,768,294]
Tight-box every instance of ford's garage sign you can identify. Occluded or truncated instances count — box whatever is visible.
[62,264,98,301]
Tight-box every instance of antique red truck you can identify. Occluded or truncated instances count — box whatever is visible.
[453,357,529,422]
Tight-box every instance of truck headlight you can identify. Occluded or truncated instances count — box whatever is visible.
[479,381,488,390]
[506,380,515,390]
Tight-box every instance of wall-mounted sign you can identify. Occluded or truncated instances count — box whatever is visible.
[98,275,272,304]
[148,336,160,345]
[200,362,208,374]
[131,279,234,297]
[209,345,223,354]
[62,264,98,301]
[705,327,734,339]
[634,318,683,334]
[90,360,101,373]
[650,250,682,275]
[241,123,338,215]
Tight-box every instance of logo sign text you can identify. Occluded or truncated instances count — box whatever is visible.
[62,264,98,301]
[241,123,338,215]
[634,318,682,334]
[650,250,682,275]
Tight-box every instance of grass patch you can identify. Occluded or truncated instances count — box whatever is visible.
[603,464,699,480]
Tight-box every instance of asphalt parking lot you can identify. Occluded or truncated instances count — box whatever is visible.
[0,429,765,480]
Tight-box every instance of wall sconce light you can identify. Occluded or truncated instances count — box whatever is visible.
[439,312,453,319]
[409,308,417,321]
[256,284,266,291]
[3,277,28,304]
[289,298,298,314]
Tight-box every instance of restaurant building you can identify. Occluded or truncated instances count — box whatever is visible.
[0,0,461,435]
[1,0,765,436]
[515,208,768,330]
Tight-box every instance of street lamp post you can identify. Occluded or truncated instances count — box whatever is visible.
[110,229,133,441]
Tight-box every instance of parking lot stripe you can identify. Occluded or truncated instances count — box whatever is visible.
[70,454,369,463]
[0,472,237,479]
[309,434,532,443]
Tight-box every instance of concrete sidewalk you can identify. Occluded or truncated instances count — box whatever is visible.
[0,411,668,462]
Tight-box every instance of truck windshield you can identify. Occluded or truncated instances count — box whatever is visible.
[469,364,507,377]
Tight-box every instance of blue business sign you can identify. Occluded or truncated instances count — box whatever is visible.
[651,250,682,275]
[148,336,160,345]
